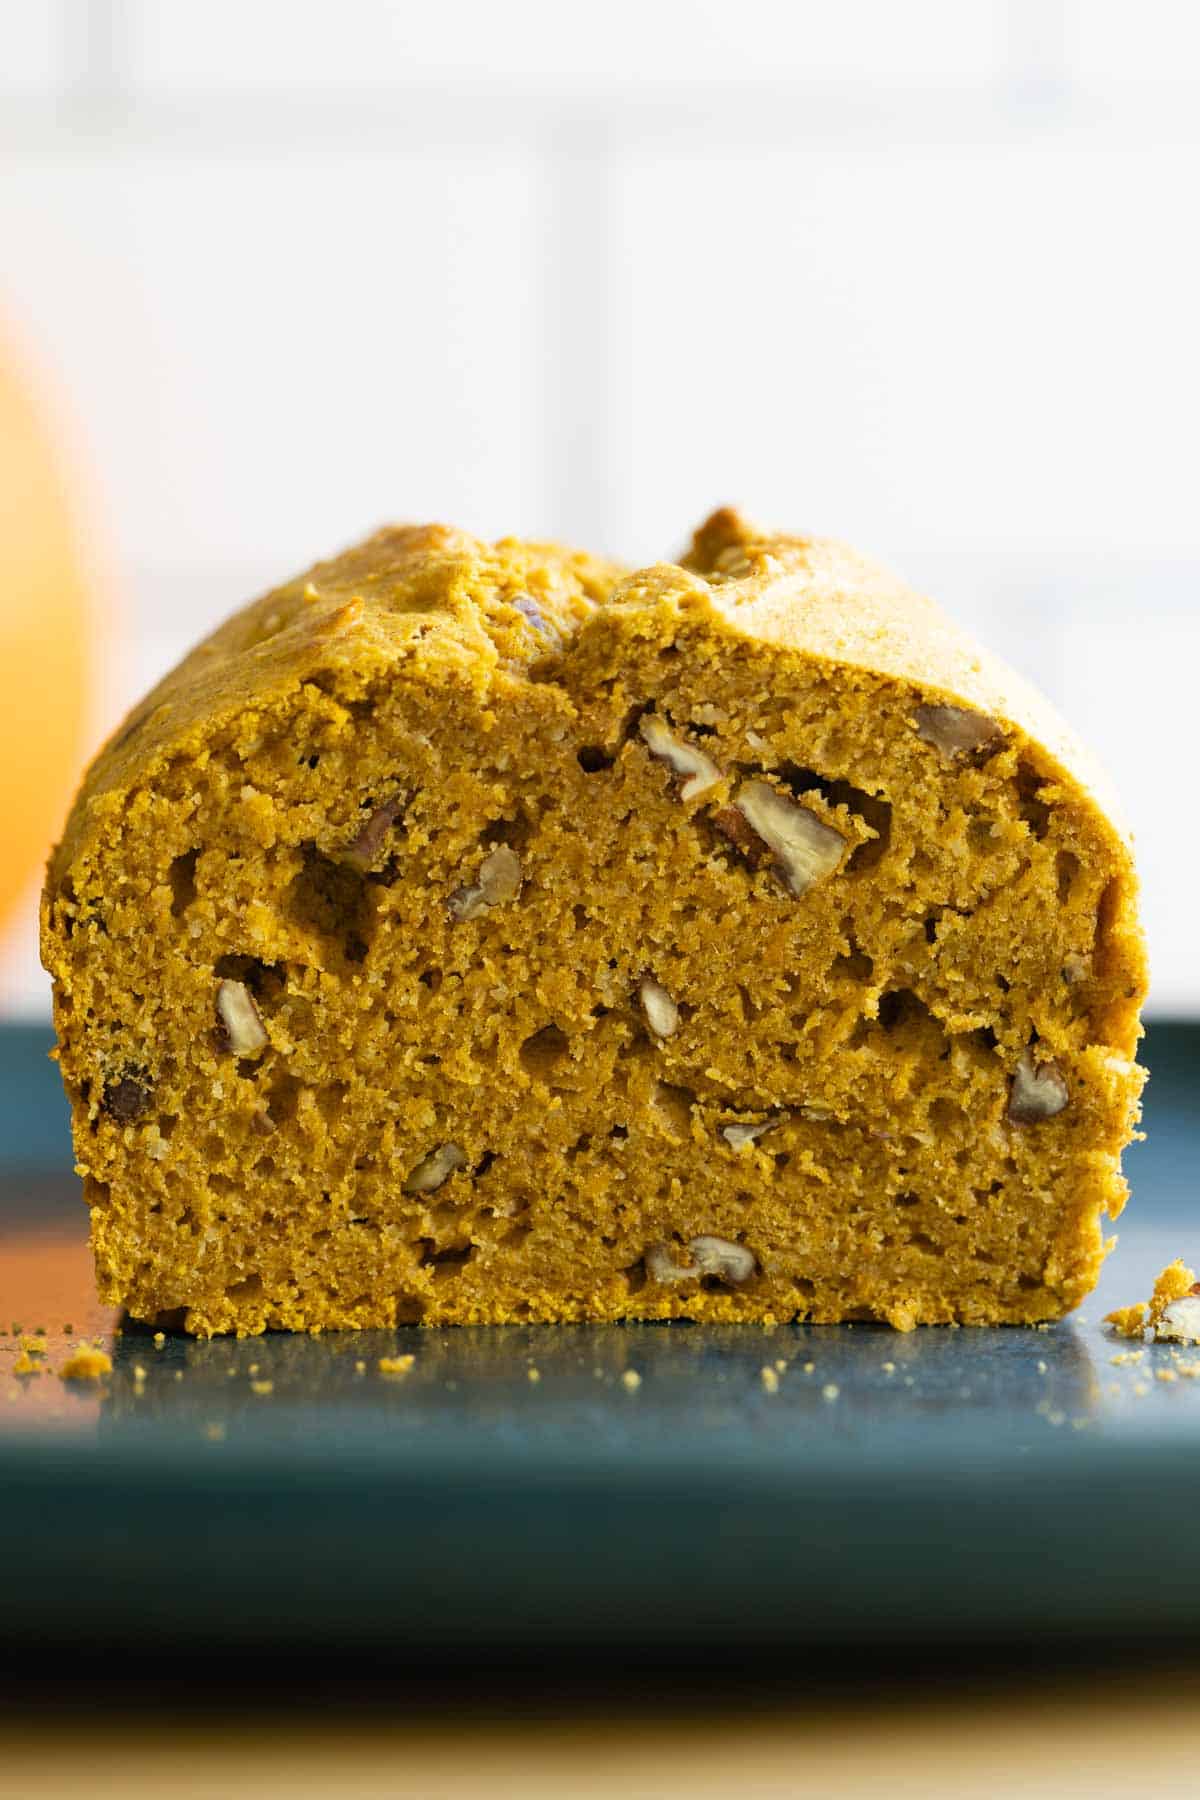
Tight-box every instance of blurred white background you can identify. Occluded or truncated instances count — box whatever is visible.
[1,0,1197,1014]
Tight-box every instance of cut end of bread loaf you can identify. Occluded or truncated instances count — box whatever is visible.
[41,510,1147,1335]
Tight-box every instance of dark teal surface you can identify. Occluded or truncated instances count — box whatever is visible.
[2,1023,1198,1652]
[0,1022,69,1169]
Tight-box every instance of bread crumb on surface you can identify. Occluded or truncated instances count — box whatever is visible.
[19,1336,47,1356]
[1106,1260,1200,1342]
[527,1367,541,1384]
[821,1383,840,1402]
[153,1331,166,1348]
[13,1351,41,1376]
[58,1345,113,1381]
[250,1379,274,1396]
[621,1369,642,1392]
[760,1366,779,1394]
[378,1354,416,1376]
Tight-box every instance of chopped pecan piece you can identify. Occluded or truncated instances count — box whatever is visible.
[638,976,680,1040]
[638,714,722,802]
[721,1119,775,1150]
[449,844,523,921]
[216,980,269,1058]
[645,1236,756,1285]
[732,780,845,896]
[342,799,402,871]
[404,1142,466,1194]
[101,1074,152,1123]
[1008,1051,1069,1123]
[915,704,1006,762]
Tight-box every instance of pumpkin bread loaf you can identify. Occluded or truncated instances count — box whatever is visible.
[41,511,1147,1335]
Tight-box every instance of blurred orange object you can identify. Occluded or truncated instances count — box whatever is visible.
[0,320,92,933]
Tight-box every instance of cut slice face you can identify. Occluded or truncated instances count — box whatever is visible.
[41,511,1147,1335]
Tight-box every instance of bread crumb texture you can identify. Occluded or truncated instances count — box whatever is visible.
[41,510,1147,1337]
[1106,1261,1200,1344]
[57,1345,113,1382]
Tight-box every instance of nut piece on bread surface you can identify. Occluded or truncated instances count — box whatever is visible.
[41,510,1147,1335]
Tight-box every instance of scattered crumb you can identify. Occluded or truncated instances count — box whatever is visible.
[760,1366,779,1394]
[13,1351,40,1377]
[250,1379,274,1396]
[379,1354,415,1377]
[153,1332,166,1349]
[774,1359,787,1373]
[58,1346,113,1382]
[1107,1260,1200,1342]
[1110,1349,1145,1366]
[881,1361,896,1375]
[1106,1303,1148,1339]
[173,1370,184,1382]
[821,1383,840,1402]
[354,1360,366,1375]
[1133,1382,1150,1398]
[1035,1323,1051,1333]
[19,1336,47,1356]
[1047,1409,1066,1427]
[1036,1360,1048,1374]
[802,1361,815,1374]
[621,1369,642,1392]
[248,1362,259,1376]
[527,1368,541,1384]
[132,1363,147,1382]
[1156,1369,1178,1384]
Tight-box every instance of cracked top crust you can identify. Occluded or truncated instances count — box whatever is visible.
[49,505,1136,926]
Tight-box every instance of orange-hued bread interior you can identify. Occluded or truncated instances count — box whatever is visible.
[42,511,1147,1335]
